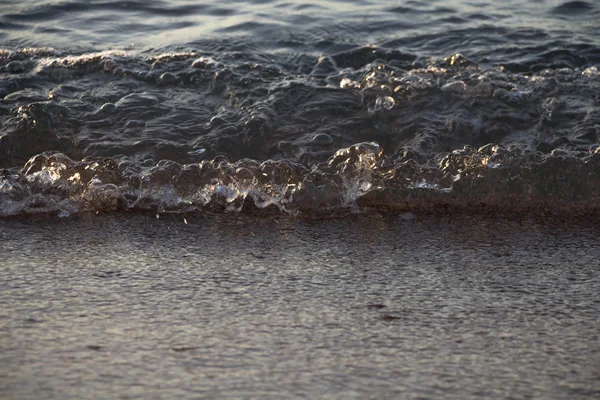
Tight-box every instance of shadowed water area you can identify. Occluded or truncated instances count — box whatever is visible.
[0,0,599,216]
[1,213,600,399]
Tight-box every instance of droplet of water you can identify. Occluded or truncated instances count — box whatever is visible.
[441,81,467,93]
[125,120,146,129]
[375,96,395,111]
[311,133,333,145]
[582,66,599,78]
[188,148,206,156]
[159,72,176,85]
[192,56,218,69]
[99,103,117,114]
[340,78,359,89]
[6,61,25,73]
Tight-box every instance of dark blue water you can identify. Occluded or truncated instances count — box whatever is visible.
[1,0,599,216]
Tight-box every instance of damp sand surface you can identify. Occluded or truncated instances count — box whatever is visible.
[2,1,600,217]
[1,213,600,399]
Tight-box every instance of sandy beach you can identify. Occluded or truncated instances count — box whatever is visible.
[1,212,599,399]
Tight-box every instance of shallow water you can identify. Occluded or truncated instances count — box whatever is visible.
[1,0,599,216]
[1,213,600,399]
[2,4,600,398]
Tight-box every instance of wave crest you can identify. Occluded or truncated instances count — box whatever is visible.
[2,142,600,216]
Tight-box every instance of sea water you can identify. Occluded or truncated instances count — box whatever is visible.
[1,1,600,399]
[0,0,599,216]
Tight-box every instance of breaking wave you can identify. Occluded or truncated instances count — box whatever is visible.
[1,39,599,217]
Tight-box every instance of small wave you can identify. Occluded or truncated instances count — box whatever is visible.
[0,142,382,216]
[2,142,600,217]
[1,47,599,217]
[551,1,595,15]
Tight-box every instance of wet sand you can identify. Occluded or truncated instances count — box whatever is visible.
[1,212,600,399]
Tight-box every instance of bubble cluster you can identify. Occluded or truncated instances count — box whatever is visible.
[1,46,599,217]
